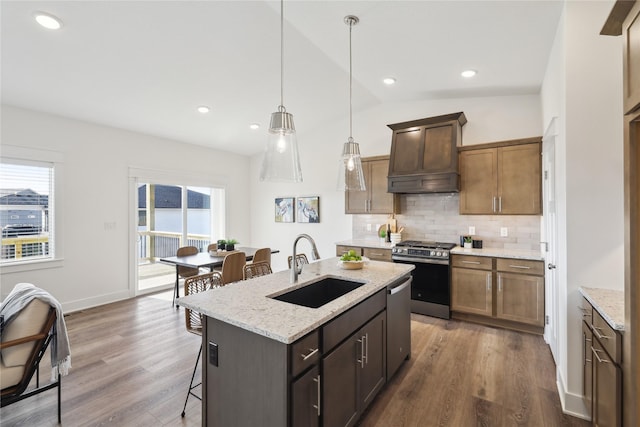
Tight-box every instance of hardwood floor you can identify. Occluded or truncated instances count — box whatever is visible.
[1,292,590,427]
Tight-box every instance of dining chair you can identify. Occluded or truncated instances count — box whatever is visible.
[287,253,309,270]
[174,246,200,306]
[251,247,271,267]
[243,261,272,280]
[181,271,224,418]
[206,243,217,253]
[221,251,246,284]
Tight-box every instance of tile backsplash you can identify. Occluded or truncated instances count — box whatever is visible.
[351,193,542,251]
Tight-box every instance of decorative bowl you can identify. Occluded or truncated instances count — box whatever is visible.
[337,257,367,270]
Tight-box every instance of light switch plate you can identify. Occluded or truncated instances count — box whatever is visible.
[468,226,475,235]
[500,227,508,237]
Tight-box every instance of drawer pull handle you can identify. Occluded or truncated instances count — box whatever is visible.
[370,252,383,256]
[591,346,610,364]
[312,375,321,416]
[508,265,531,269]
[301,348,319,361]
[462,261,481,265]
[590,325,611,340]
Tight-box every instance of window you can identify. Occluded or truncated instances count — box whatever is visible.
[0,160,55,264]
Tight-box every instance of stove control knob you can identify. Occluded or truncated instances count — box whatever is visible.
[436,251,442,257]
[430,250,436,256]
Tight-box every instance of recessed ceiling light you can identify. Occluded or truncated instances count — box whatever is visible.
[383,77,396,85]
[249,123,260,130]
[196,106,210,114]
[461,69,477,78]
[34,12,63,30]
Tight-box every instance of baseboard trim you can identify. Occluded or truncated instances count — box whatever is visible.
[556,369,591,421]
[62,290,132,314]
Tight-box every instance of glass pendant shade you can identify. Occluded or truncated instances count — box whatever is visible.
[337,137,366,191]
[260,106,302,182]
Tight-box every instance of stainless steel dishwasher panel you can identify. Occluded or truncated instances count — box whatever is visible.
[386,276,412,379]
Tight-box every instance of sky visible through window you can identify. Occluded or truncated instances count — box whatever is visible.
[0,163,50,195]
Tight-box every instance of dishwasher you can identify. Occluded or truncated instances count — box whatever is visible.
[386,275,412,379]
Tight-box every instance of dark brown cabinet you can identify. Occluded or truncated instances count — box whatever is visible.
[459,139,542,215]
[323,311,386,427]
[345,156,399,214]
[622,2,640,114]
[292,366,320,427]
[387,112,467,193]
[579,297,622,427]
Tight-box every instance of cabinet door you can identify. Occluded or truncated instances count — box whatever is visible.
[358,312,386,411]
[423,123,457,173]
[582,321,593,419]
[389,128,423,175]
[451,267,493,316]
[323,336,359,427]
[368,159,395,214]
[497,143,541,215]
[623,2,640,114]
[459,148,497,214]
[495,272,544,326]
[345,163,370,214]
[291,366,320,427]
[592,339,622,427]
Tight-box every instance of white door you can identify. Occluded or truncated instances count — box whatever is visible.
[542,118,559,363]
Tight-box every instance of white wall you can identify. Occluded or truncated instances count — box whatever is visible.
[541,0,624,418]
[0,105,252,311]
[250,94,543,272]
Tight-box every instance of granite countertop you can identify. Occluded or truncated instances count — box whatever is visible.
[177,258,414,344]
[451,247,544,261]
[336,239,395,250]
[579,287,625,331]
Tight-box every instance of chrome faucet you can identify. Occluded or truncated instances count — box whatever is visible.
[291,234,321,283]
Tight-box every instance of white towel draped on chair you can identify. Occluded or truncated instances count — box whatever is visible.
[1,283,71,380]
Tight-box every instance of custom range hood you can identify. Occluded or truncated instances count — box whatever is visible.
[387,112,467,194]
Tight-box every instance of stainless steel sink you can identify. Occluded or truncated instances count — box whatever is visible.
[270,277,366,308]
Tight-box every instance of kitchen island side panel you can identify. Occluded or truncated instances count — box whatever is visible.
[205,316,288,427]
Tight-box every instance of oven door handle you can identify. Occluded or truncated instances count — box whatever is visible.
[392,256,449,265]
[388,278,412,295]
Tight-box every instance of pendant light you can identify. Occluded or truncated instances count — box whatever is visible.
[337,15,366,192]
[260,0,302,183]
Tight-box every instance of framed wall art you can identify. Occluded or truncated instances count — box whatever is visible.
[274,197,295,223]
[297,196,320,223]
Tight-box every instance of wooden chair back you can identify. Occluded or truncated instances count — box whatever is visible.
[206,243,217,253]
[252,247,271,266]
[183,272,223,336]
[177,246,199,278]
[287,253,309,270]
[243,261,272,280]
[221,251,246,284]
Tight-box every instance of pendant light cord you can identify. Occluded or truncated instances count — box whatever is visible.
[280,0,284,108]
[349,18,353,140]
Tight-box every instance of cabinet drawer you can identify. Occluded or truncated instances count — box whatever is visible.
[451,255,492,270]
[323,290,386,353]
[363,248,392,262]
[336,245,362,257]
[496,258,544,276]
[578,297,593,324]
[290,330,320,377]
[592,309,621,364]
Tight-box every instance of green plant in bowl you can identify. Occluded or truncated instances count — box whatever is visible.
[340,249,362,262]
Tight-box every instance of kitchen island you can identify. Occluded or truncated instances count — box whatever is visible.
[178,257,414,427]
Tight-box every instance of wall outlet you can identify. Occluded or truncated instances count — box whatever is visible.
[500,227,508,237]
[104,221,116,231]
[468,226,475,235]
[367,223,372,232]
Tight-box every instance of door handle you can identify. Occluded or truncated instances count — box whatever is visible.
[312,375,321,416]
[388,278,411,295]
[548,263,557,270]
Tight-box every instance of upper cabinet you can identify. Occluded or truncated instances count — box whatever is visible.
[387,112,467,194]
[345,155,400,214]
[623,3,640,114]
[459,138,542,215]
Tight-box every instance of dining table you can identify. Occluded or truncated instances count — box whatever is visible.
[160,247,279,306]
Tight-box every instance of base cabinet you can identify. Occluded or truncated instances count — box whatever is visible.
[451,255,544,332]
[292,366,321,427]
[323,311,386,427]
[579,297,622,427]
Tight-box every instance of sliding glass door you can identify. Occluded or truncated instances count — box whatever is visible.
[135,181,225,295]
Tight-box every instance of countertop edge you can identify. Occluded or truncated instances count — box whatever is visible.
[579,286,625,331]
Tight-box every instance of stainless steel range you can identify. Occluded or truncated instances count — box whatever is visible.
[391,240,457,319]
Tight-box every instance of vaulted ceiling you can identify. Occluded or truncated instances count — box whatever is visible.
[1,1,564,156]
